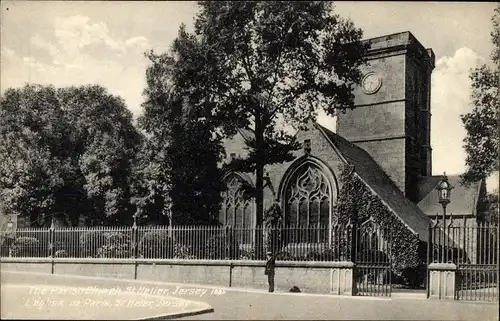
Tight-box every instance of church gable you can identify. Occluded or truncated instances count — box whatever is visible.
[316,124,431,241]
[335,166,424,269]
[219,124,349,228]
[417,176,486,218]
[220,124,348,211]
[265,124,346,199]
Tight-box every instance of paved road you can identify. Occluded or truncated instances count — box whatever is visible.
[182,289,498,320]
[1,271,498,320]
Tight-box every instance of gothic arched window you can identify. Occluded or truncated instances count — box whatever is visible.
[359,219,380,252]
[219,174,254,229]
[284,164,333,243]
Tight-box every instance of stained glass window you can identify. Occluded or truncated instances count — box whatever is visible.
[219,174,254,243]
[284,165,332,243]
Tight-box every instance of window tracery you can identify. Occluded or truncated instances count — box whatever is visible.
[286,166,331,227]
[284,164,332,243]
[219,174,253,229]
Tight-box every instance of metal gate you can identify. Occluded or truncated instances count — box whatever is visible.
[354,220,392,296]
[429,221,499,302]
[456,223,499,302]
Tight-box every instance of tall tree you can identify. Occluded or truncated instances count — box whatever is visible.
[169,112,226,225]
[130,52,174,224]
[460,4,499,186]
[486,190,499,225]
[0,84,140,226]
[133,47,225,225]
[170,1,367,237]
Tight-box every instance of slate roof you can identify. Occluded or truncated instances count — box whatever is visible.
[417,176,482,216]
[315,124,432,241]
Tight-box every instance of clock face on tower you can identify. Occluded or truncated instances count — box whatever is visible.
[361,72,382,94]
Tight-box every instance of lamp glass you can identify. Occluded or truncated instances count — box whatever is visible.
[436,176,452,204]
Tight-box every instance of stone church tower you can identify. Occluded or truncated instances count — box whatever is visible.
[336,32,435,202]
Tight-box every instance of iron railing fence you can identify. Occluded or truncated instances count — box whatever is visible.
[0,224,359,262]
[428,222,499,265]
[0,228,50,258]
[428,222,499,302]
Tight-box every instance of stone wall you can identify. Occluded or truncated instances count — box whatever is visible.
[0,258,355,295]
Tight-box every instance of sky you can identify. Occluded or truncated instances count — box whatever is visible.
[1,1,498,191]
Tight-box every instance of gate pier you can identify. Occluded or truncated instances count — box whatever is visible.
[428,263,457,300]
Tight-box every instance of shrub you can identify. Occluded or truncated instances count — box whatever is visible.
[54,249,68,258]
[51,241,66,255]
[275,251,300,261]
[79,231,132,258]
[10,237,47,257]
[96,232,132,258]
[138,231,174,259]
[79,231,107,258]
[239,248,255,260]
[306,247,348,261]
[205,232,239,260]
[54,232,82,258]
[174,243,197,259]
[399,264,427,288]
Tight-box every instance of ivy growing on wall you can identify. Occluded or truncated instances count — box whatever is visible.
[334,165,423,272]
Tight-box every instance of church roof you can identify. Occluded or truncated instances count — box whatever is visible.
[316,124,432,241]
[417,176,483,216]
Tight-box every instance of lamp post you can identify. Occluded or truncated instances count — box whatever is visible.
[435,172,453,262]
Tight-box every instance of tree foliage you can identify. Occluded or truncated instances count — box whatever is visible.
[132,40,225,225]
[460,4,499,185]
[487,190,499,225]
[167,1,367,230]
[0,84,140,226]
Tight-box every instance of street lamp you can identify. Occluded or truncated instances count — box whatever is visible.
[436,172,453,225]
[435,172,453,261]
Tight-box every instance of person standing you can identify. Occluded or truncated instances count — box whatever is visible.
[265,251,275,292]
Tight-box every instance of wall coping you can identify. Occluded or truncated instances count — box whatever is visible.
[0,257,354,269]
[428,263,457,270]
[1,257,55,264]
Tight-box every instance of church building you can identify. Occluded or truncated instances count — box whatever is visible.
[219,32,488,265]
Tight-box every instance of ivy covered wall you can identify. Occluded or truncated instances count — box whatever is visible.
[334,165,425,272]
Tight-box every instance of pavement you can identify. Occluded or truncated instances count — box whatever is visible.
[1,271,214,320]
[1,270,499,320]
